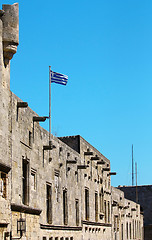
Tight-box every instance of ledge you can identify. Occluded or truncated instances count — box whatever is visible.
[67,160,77,164]
[11,203,42,215]
[82,220,112,227]
[40,224,82,231]
[77,165,89,170]
[0,223,8,227]
[0,162,11,173]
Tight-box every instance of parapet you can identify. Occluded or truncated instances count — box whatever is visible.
[1,3,19,66]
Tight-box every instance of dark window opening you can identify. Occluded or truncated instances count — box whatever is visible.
[47,184,52,224]
[104,201,107,223]
[75,199,79,226]
[108,201,110,223]
[85,188,89,221]
[29,131,32,146]
[22,158,29,205]
[130,223,132,239]
[63,189,68,225]
[121,224,123,240]
[95,192,98,222]
[0,171,7,199]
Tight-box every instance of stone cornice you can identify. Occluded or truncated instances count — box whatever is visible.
[0,223,8,227]
[82,220,112,227]
[0,162,11,173]
[40,224,82,231]
[11,203,42,215]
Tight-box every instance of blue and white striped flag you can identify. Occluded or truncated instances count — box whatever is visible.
[50,70,68,85]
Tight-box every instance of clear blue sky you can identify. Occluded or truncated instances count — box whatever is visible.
[1,0,152,187]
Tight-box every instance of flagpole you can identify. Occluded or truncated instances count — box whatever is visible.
[49,66,51,142]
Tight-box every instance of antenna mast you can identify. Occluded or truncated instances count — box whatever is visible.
[135,162,138,203]
[132,144,134,186]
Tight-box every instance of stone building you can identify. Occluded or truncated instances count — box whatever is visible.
[0,3,143,240]
[111,187,143,240]
[118,185,152,240]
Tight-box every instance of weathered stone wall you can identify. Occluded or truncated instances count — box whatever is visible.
[112,187,144,240]
[0,3,144,240]
[118,185,152,226]
[118,185,152,240]
[0,4,19,239]
[9,93,113,239]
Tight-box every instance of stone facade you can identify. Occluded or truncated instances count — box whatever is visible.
[118,185,152,240]
[0,3,144,240]
[111,187,144,240]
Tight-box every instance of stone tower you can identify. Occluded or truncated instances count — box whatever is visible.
[0,3,19,168]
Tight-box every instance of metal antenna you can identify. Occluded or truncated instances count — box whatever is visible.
[135,162,138,203]
[132,144,134,186]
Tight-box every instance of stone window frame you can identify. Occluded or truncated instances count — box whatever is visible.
[129,222,132,239]
[75,198,79,226]
[107,201,110,223]
[126,222,128,239]
[29,131,32,147]
[54,170,60,202]
[85,187,89,221]
[46,182,52,224]
[121,223,123,240]
[63,188,68,225]
[31,168,37,191]
[0,171,7,199]
[22,157,30,205]
[104,200,107,223]
[99,187,104,212]
[95,191,98,222]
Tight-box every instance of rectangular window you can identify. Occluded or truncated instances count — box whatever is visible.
[130,223,132,239]
[133,220,134,239]
[75,199,79,226]
[126,222,128,239]
[100,188,104,212]
[0,172,7,199]
[22,158,29,205]
[47,184,52,224]
[85,188,89,221]
[114,216,116,232]
[99,194,102,212]
[108,201,110,223]
[31,169,36,190]
[63,189,68,225]
[104,201,107,223]
[135,220,137,239]
[117,216,119,231]
[95,192,98,222]
[29,131,32,146]
[55,172,59,202]
[121,224,123,240]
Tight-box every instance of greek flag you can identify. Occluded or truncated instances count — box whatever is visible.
[50,70,68,85]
